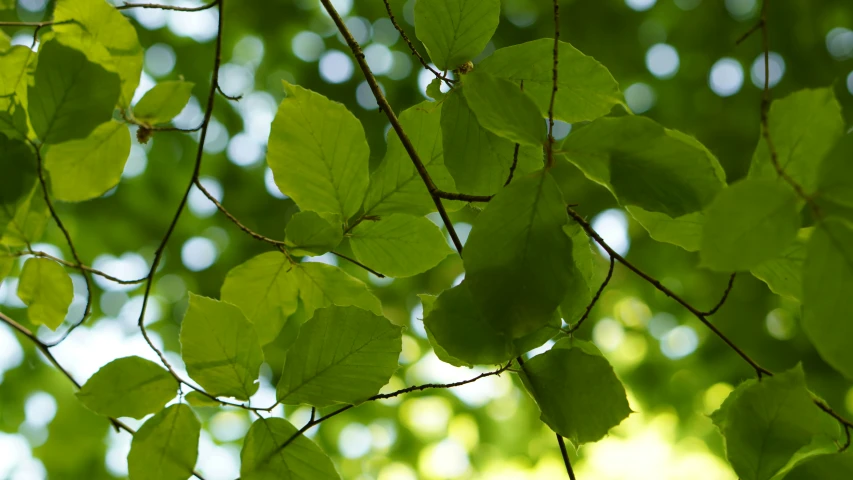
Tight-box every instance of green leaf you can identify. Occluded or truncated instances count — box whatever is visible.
[748,88,844,193]
[28,40,120,144]
[700,179,800,272]
[464,171,574,338]
[44,120,131,202]
[268,82,369,220]
[560,116,725,217]
[559,222,598,324]
[414,0,500,71]
[17,258,73,330]
[0,46,35,139]
[750,227,811,302]
[426,77,444,101]
[815,132,853,212]
[292,262,382,320]
[133,81,194,125]
[461,71,546,147]
[785,452,853,480]
[1,184,49,247]
[76,356,178,419]
[802,219,853,380]
[0,135,37,208]
[184,391,221,407]
[221,252,299,346]
[478,39,624,123]
[54,0,144,108]
[711,365,839,480]
[363,101,460,216]
[276,305,402,406]
[241,417,340,480]
[285,211,343,257]
[521,339,631,445]
[180,293,265,400]
[627,208,705,252]
[0,253,12,284]
[127,404,200,480]
[441,89,542,196]
[421,292,473,368]
[349,214,452,278]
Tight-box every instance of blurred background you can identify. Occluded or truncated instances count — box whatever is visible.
[1,0,852,478]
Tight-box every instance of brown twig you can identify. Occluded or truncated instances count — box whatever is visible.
[545,0,560,169]
[557,434,577,480]
[567,255,615,334]
[331,251,386,278]
[505,81,525,187]
[702,273,736,316]
[117,0,219,11]
[380,0,452,85]
[7,250,147,285]
[217,83,242,101]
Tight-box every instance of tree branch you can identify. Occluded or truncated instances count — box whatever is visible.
[380,0,452,85]
[7,250,146,285]
[702,273,736,316]
[545,0,560,169]
[566,254,615,334]
[557,434,577,480]
[117,1,219,12]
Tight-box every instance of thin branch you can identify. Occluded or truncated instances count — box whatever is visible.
[566,207,773,378]
[7,250,147,285]
[331,251,385,278]
[702,273,736,316]
[217,83,242,101]
[117,0,219,12]
[29,141,94,347]
[434,190,493,203]
[735,20,763,45]
[545,0,560,169]
[505,80,525,187]
[193,179,286,247]
[380,0,451,84]
[0,20,74,28]
[814,398,853,451]
[318,0,465,255]
[557,435,577,480]
[567,255,615,334]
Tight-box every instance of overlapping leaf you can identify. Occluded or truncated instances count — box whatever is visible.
[241,418,340,480]
[76,356,178,419]
[349,214,452,278]
[127,404,200,480]
[414,0,500,70]
[17,257,73,330]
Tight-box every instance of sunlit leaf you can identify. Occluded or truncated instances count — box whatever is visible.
[17,258,73,330]
[133,81,194,125]
[128,404,200,480]
[461,71,546,147]
[285,211,343,257]
[349,214,452,278]
[241,417,340,480]
[292,262,382,320]
[76,356,178,419]
[414,0,500,70]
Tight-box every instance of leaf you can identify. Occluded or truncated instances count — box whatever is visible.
[802,219,853,380]
[54,0,144,107]
[276,306,402,406]
[221,252,299,346]
[414,0,500,71]
[711,365,839,480]
[748,88,844,194]
[180,293,265,400]
[292,262,382,320]
[441,89,543,196]
[363,101,460,216]
[750,227,811,302]
[815,132,853,211]
[0,184,49,247]
[241,417,340,480]
[44,120,131,202]
[127,404,200,480]
[133,81,195,125]
[0,46,35,139]
[700,179,800,272]
[464,171,574,338]
[0,253,12,284]
[461,71,546,147]
[559,222,598,323]
[521,339,631,445]
[478,39,624,123]
[785,452,853,480]
[76,356,178,419]
[28,40,120,144]
[267,82,369,220]
[17,258,73,330]
[184,391,221,407]
[285,211,343,257]
[560,116,725,217]
[0,135,37,208]
[627,208,705,252]
[349,214,452,278]
[421,292,473,368]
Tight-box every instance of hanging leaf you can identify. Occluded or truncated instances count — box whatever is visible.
[180,293,265,400]
[276,306,402,406]
[285,211,343,257]
[76,356,178,419]
[461,71,546,147]
[127,404,200,480]
[133,81,195,125]
[349,214,452,278]
[17,258,73,330]
[414,0,500,71]
[241,417,340,480]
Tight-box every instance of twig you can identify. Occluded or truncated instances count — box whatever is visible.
[702,273,736,316]
[7,250,147,285]
[545,0,560,169]
[217,83,242,101]
[567,255,615,334]
[318,0,465,255]
[117,1,219,12]
[505,80,525,187]
[566,208,773,378]
[434,190,493,203]
[331,251,385,278]
[557,435,577,480]
[380,0,451,85]
[193,179,286,246]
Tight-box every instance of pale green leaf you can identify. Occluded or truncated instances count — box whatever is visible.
[0,184,49,247]
[711,365,839,480]
[133,81,194,125]
[426,77,444,101]
[350,214,452,278]
[560,116,724,217]
[0,254,12,284]
[627,207,705,252]
[464,171,574,338]
[127,404,200,480]
[276,306,402,406]
[414,0,500,70]
[241,417,340,480]
[750,227,811,302]
[28,40,120,144]
[803,219,853,380]
[478,39,624,123]
[180,293,264,400]
[363,101,461,216]
[285,211,343,257]
[0,46,35,139]
[44,120,131,202]
[268,82,369,220]
[441,89,542,196]
[749,88,844,193]
[292,262,382,320]
[17,258,73,330]
[54,0,144,107]
[76,356,178,419]
[461,71,546,147]
[700,179,800,272]
[221,252,299,345]
[521,338,631,445]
